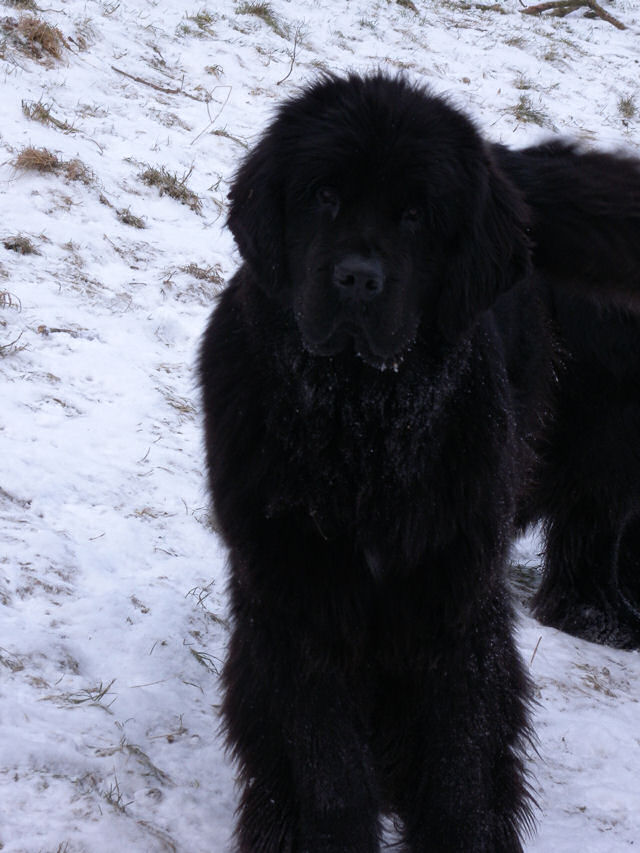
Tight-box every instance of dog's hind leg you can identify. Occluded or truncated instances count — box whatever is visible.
[534,499,640,649]
[614,510,640,636]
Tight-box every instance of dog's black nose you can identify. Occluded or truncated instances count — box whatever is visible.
[333,255,384,301]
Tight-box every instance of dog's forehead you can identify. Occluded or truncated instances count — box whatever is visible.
[277,78,484,196]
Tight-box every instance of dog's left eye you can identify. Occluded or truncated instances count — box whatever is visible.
[316,186,340,215]
[401,206,422,228]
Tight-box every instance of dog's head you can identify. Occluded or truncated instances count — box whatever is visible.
[228,73,531,367]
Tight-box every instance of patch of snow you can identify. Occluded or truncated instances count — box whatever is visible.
[1,0,640,849]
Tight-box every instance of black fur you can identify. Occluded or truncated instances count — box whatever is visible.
[199,73,640,851]
[495,142,640,647]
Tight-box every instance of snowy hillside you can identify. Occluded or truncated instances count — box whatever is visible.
[1,0,640,850]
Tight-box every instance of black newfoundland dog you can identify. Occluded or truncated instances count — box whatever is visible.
[199,73,640,851]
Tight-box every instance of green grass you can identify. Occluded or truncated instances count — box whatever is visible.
[236,2,288,38]
[514,74,533,91]
[618,95,636,120]
[509,94,548,127]
[178,7,217,37]
[189,8,215,30]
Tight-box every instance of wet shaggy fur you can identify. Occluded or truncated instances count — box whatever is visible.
[199,74,640,851]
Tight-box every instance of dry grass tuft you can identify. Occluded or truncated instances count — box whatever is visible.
[1,290,22,310]
[63,158,94,185]
[20,15,67,57]
[116,207,146,229]
[162,262,224,303]
[3,234,39,255]
[5,0,38,9]
[14,145,61,173]
[13,147,94,184]
[618,95,636,121]
[212,127,248,148]
[2,14,69,62]
[180,262,223,284]
[72,16,95,51]
[21,99,77,132]
[139,165,202,213]
[0,288,25,357]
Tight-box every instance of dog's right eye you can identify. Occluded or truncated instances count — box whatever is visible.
[316,187,340,215]
[401,206,423,230]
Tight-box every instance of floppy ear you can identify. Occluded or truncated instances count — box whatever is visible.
[227,134,286,293]
[438,154,532,340]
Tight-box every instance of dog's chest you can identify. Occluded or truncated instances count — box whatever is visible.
[263,347,473,526]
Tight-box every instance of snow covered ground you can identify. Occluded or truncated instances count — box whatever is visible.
[1,0,639,850]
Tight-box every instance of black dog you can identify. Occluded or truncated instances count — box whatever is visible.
[199,73,640,851]
[497,141,640,648]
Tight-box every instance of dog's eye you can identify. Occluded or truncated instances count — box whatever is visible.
[401,206,422,228]
[316,186,340,214]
